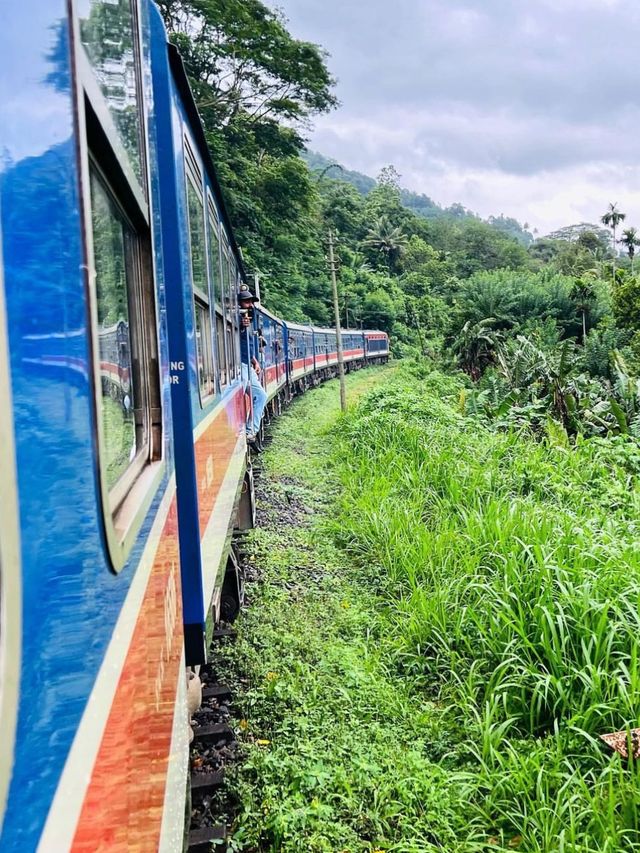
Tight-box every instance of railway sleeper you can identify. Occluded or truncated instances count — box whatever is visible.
[202,683,232,701]
[188,824,227,853]
[190,770,225,793]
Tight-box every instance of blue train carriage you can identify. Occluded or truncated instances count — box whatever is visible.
[1,0,192,849]
[310,326,338,379]
[151,34,254,665]
[341,328,366,371]
[284,320,315,392]
[364,330,390,362]
[255,304,287,410]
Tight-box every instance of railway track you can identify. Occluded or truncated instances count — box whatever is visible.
[187,631,239,852]
[186,434,276,851]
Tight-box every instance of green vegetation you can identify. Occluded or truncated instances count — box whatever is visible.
[221,368,472,852]
[101,395,134,488]
[334,366,640,850]
[223,367,640,851]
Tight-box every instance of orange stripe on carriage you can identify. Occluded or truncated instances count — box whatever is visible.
[72,388,247,850]
[71,502,183,853]
[193,386,245,537]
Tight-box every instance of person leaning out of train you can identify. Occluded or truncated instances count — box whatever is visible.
[238,283,268,445]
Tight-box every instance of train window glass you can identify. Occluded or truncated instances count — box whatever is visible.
[194,299,215,398]
[207,212,227,388]
[230,261,241,378]
[90,168,148,496]
[77,0,144,186]
[221,242,235,378]
[185,152,215,403]
[186,178,207,301]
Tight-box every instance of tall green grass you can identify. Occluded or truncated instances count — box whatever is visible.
[334,366,640,850]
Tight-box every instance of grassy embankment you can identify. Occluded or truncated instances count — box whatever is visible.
[222,363,640,852]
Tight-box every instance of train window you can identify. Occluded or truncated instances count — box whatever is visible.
[186,178,207,301]
[77,0,145,188]
[207,208,227,388]
[194,299,215,398]
[185,161,215,403]
[75,0,162,570]
[90,167,150,502]
[229,260,241,378]
[221,240,236,379]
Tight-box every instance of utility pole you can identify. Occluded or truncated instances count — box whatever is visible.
[327,229,346,411]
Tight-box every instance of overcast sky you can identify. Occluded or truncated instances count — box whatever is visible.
[272,0,640,236]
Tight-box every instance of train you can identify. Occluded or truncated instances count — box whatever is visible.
[0,1,389,851]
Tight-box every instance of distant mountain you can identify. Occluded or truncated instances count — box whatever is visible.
[302,149,534,245]
[303,150,376,195]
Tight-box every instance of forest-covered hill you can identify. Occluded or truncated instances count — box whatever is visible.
[303,149,534,245]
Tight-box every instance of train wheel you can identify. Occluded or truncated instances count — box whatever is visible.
[220,547,244,622]
[237,461,256,530]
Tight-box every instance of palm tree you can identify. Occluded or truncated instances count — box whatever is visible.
[620,227,640,274]
[344,250,373,275]
[570,275,596,342]
[362,216,408,271]
[601,203,626,275]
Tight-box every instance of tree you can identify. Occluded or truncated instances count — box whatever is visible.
[601,203,626,275]
[361,288,397,332]
[158,0,337,130]
[376,165,402,190]
[319,181,365,240]
[362,216,408,272]
[620,227,640,273]
[570,276,597,342]
[612,269,640,332]
[157,0,338,322]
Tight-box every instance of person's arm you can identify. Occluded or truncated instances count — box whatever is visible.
[251,356,261,375]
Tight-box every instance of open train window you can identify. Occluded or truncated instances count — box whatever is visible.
[184,145,215,403]
[207,201,228,389]
[74,0,163,570]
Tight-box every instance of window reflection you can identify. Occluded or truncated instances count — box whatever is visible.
[194,301,215,398]
[78,0,144,184]
[90,171,138,490]
[187,180,206,293]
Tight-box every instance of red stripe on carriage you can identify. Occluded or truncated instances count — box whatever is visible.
[264,364,284,385]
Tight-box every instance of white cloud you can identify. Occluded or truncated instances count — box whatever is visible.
[276,0,640,234]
